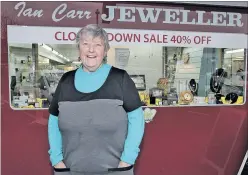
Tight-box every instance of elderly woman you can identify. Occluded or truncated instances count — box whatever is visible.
[48,24,145,175]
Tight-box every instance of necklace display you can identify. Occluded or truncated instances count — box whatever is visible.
[188,79,198,96]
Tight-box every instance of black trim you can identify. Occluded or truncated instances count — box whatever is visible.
[53,166,133,173]
[127,1,248,12]
[99,1,248,14]
[53,168,70,172]
[108,165,133,172]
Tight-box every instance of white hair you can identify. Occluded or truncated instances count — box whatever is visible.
[76,24,110,52]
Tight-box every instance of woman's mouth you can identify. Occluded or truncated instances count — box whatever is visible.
[87,55,97,59]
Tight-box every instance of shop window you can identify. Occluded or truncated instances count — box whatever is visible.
[7,26,247,109]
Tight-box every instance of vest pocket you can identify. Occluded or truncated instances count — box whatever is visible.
[54,167,71,175]
[54,171,71,175]
[108,165,133,172]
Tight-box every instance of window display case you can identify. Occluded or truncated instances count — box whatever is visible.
[7,25,247,109]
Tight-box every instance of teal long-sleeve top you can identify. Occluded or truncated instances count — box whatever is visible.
[48,64,145,166]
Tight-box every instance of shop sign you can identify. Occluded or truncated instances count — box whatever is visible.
[2,1,247,33]
[14,2,244,27]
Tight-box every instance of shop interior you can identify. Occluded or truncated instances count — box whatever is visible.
[8,43,246,109]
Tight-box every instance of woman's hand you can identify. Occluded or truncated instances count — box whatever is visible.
[118,161,131,168]
[54,161,66,169]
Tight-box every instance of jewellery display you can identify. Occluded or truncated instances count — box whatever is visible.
[188,79,198,96]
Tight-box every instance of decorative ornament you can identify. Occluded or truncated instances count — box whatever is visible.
[183,53,190,64]
[157,78,169,95]
[143,108,157,123]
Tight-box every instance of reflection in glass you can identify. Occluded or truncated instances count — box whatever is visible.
[8,42,247,109]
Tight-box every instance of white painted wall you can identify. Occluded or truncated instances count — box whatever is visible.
[108,45,163,90]
[9,47,32,76]
[174,47,203,81]
[173,47,204,93]
[108,45,204,93]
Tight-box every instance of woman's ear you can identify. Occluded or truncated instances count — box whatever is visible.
[103,53,108,63]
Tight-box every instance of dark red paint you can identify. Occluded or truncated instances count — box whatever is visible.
[1,1,248,175]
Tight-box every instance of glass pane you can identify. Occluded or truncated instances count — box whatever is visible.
[7,26,247,109]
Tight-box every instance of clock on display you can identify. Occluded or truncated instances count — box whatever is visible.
[179,90,194,104]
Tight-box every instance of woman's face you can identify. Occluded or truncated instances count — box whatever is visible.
[79,34,106,72]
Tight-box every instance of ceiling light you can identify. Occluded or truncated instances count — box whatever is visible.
[41,44,70,62]
[41,44,52,51]
[225,49,244,54]
[52,50,59,55]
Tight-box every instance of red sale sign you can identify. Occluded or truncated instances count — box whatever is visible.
[7,26,247,49]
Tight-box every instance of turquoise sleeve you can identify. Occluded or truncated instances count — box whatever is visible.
[48,114,63,166]
[120,107,145,164]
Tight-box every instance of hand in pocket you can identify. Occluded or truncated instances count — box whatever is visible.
[54,161,67,169]
[54,161,70,174]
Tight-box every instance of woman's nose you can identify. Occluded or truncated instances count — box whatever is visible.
[89,45,94,52]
